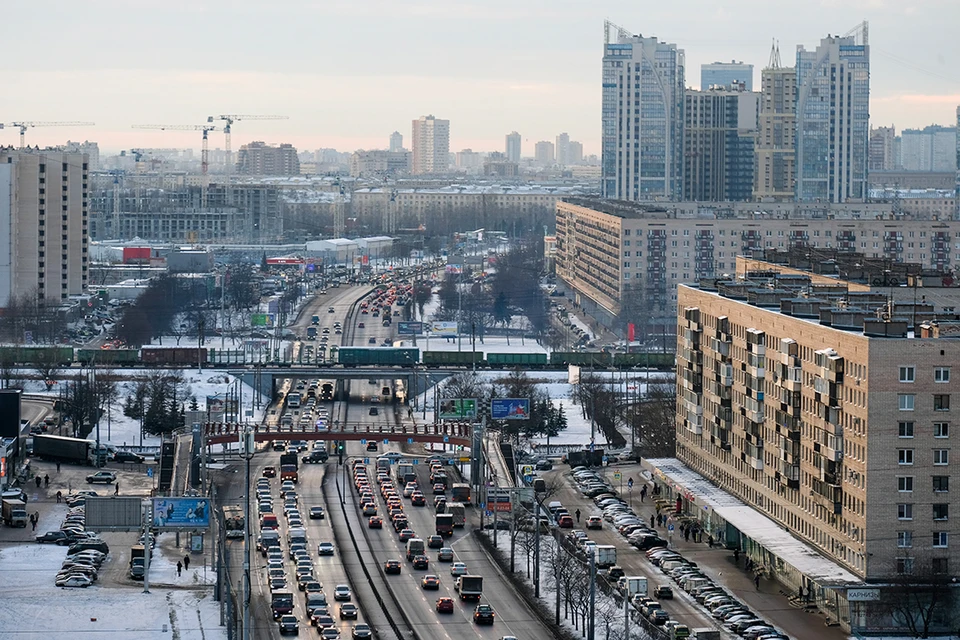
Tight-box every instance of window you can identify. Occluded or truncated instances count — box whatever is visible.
[898,503,913,520]
[898,476,914,492]
[934,422,950,438]
[933,476,950,492]
[935,367,951,383]
[900,366,916,382]
[932,558,950,575]
[899,421,915,438]
[898,449,914,465]
[933,532,949,548]
[933,504,949,520]
[935,395,951,411]
[899,394,915,411]
[897,531,913,548]
[934,449,949,465]
[897,557,915,574]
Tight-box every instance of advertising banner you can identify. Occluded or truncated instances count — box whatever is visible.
[439,398,477,420]
[250,313,275,327]
[397,321,423,336]
[152,497,211,529]
[430,321,458,335]
[491,398,530,420]
[444,264,463,275]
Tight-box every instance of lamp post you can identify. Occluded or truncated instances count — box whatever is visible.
[240,426,255,640]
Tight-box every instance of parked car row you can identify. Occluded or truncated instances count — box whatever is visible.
[572,467,667,551]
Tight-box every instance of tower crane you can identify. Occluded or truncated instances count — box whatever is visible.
[1,121,96,148]
[333,178,346,238]
[120,148,148,211]
[132,124,218,208]
[207,114,289,169]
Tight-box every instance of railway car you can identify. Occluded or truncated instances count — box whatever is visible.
[485,352,548,367]
[549,351,612,367]
[140,347,208,366]
[337,347,419,366]
[422,351,482,366]
[76,348,140,366]
[0,346,74,366]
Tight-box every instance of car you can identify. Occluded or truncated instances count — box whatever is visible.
[557,514,574,528]
[320,628,340,640]
[365,441,378,451]
[113,451,145,464]
[57,574,93,588]
[411,493,426,506]
[427,535,444,549]
[650,609,670,625]
[473,604,495,625]
[340,603,359,620]
[333,584,352,601]
[384,559,402,574]
[450,562,468,576]
[438,547,454,562]
[312,612,336,629]
[358,322,365,328]
[310,506,326,520]
[278,614,299,635]
[36,531,71,545]
[318,542,335,556]
[421,574,440,590]
[85,471,117,484]
[328,307,335,313]
[369,407,379,416]
[270,576,288,591]
[655,585,674,599]
[436,597,455,613]
[586,516,603,530]
[368,516,383,529]
[351,624,372,639]
[398,528,415,542]
[412,555,429,570]
[68,540,109,555]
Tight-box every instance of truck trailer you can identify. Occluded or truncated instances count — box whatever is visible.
[447,502,466,527]
[2,499,27,527]
[33,434,105,466]
[455,575,483,601]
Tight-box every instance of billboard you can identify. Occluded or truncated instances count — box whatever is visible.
[445,264,463,274]
[85,496,143,531]
[439,398,477,420]
[250,313,276,327]
[206,394,238,414]
[397,321,423,336]
[152,497,211,529]
[429,321,458,335]
[0,389,21,439]
[491,398,530,420]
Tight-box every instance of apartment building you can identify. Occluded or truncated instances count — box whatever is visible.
[0,148,89,306]
[236,141,300,176]
[671,259,960,632]
[505,132,522,163]
[701,60,754,91]
[349,150,411,177]
[411,115,450,175]
[754,45,795,201]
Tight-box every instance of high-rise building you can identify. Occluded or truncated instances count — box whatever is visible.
[568,141,584,165]
[534,141,555,165]
[556,133,570,166]
[455,149,482,173]
[505,131,521,163]
[901,125,957,172]
[754,43,796,201]
[701,60,754,91]
[795,26,870,202]
[601,23,685,201]
[0,148,89,306]
[389,131,403,153]
[236,141,300,176]
[63,141,100,171]
[411,115,450,175]
[869,126,897,172]
[683,85,760,202]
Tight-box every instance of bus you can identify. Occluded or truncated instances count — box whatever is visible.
[223,506,245,539]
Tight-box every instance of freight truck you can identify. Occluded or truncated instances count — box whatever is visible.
[33,434,106,466]
[447,502,466,527]
[2,498,27,527]
[454,575,483,601]
[279,452,299,483]
[451,483,471,504]
[435,513,454,536]
[596,545,617,569]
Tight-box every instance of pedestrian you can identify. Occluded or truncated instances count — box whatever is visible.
[56,491,62,504]
[115,482,120,495]
[44,474,49,488]
[56,461,61,473]
[684,528,690,542]
[734,548,740,564]
[176,561,182,577]
[707,534,714,548]
[798,585,804,600]
[754,574,760,590]
[650,514,655,528]
[184,554,191,570]
[35,476,41,489]
[575,509,581,524]
[31,517,36,531]
[34,511,39,523]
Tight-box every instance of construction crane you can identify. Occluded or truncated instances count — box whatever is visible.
[207,114,289,168]
[1,121,96,148]
[132,124,218,208]
[333,179,346,238]
[120,149,148,211]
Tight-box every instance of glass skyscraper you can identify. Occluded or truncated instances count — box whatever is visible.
[602,25,685,201]
[795,27,870,202]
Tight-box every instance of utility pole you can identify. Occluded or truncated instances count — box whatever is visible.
[240,427,255,640]
[588,551,596,640]
[533,500,541,597]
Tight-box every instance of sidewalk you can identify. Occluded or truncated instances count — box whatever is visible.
[627,487,846,640]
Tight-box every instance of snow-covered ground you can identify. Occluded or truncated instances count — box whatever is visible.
[0,542,224,640]
[396,335,548,354]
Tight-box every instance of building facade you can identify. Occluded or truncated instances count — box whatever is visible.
[901,125,957,172]
[389,131,403,153]
[701,60,754,91]
[556,133,570,166]
[869,126,897,172]
[534,141,555,165]
[568,141,584,165]
[602,31,685,201]
[411,115,450,175]
[505,132,521,163]
[683,86,759,202]
[455,149,483,174]
[795,29,870,202]
[754,52,796,201]
[0,148,89,306]
[349,150,411,177]
[235,141,300,176]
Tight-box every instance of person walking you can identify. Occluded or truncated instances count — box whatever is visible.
[115,482,120,495]
[30,514,37,531]
[176,561,183,577]
[56,491,62,504]
[734,548,740,564]
[754,574,761,590]
[56,461,61,473]
[35,476,41,489]
[44,474,49,488]
[650,514,655,528]
[574,509,581,524]
[183,555,190,571]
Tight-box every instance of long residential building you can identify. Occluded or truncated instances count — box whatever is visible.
[670,257,960,633]
[555,196,960,336]
[0,147,89,306]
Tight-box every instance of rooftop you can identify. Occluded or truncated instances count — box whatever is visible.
[559,196,669,219]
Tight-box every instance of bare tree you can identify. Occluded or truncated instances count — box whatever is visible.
[33,349,64,390]
[875,555,958,638]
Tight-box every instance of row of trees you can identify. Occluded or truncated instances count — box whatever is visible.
[122,371,190,436]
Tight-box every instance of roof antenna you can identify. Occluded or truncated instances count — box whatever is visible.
[768,39,781,69]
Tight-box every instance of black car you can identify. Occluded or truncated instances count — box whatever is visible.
[113,451,145,464]
[535,459,553,471]
[278,615,298,635]
[473,604,495,625]
[36,531,71,545]
[68,540,109,555]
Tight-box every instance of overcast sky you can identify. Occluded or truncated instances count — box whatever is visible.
[3,0,958,155]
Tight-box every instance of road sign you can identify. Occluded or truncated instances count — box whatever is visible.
[524,475,533,484]
[360,439,367,444]
[458,457,471,463]
[628,478,634,488]
[614,472,622,480]
[412,459,419,465]
[439,398,477,420]
[602,455,608,463]
[363,458,369,464]
[443,436,449,443]
[668,524,675,532]
[485,511,493,518]
[407,438,413,444]
[383,439,389,445]
[589,442,596,451]
[479,503,486,509]
[147,467,154,478]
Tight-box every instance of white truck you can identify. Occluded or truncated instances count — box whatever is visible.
[455,575,483,601]
[596,544,617,568]
[2,498,27,527]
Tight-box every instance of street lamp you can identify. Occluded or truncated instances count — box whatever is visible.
[239,426,255,640]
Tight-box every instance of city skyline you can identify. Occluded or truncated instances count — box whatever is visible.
[3,1,959,154]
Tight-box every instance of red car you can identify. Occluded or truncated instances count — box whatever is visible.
[262,467,277,478]
[368,516,383,529]
[558,515,574,528]
[436,597,455,613]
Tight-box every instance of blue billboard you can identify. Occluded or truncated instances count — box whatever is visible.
[491,398,530,420]
[152,497,211,529]
[397,321,423,336]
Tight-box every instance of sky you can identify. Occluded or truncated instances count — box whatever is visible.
[3,0,959,156]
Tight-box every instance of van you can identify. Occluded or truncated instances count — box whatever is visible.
[405,538,425,560]
[547,501,563,514]
[287,527,307,546]
[260,513,279,530]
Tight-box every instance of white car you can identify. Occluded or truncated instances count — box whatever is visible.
[57,574,93,588]
[450,562,468,576]
[334,584,352,601]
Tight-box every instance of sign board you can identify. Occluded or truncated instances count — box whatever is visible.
[458,457,471,463]
[397,321,423,336]
[429,321,458,336]
[85,496,143,531]
[444,264,463,274]
[520,465,534,477]
[439,398,477,420]
[152,497,211,529]
[250,313,275,327]
[614,472,622,481]
[491,398,530,420]
[568,364,581,385]
[846,588,881,602]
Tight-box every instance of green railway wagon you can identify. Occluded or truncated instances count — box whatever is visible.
[0,346,74,366]
[337,347,420,366]
[613,352,675,368]
[549,351,612,367]
[422,351,482,366]
[76,348,140,366]
[485,352,548,367]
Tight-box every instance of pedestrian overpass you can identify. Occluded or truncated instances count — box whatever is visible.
[227,367,458,401]
[201,420,473,448]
